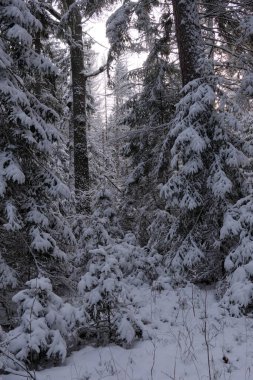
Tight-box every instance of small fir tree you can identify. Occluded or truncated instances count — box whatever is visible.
[77,189,146,345]
[7,277,81,368]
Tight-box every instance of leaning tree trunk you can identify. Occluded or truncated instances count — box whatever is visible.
[172,0,205,85]
[66,0,90,212]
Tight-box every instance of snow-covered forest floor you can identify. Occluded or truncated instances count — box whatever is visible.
[4,284,253,380]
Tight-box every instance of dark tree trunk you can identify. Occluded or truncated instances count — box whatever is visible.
[172,0,205,86]
[66,0,90,211]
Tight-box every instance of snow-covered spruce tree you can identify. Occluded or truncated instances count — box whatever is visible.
[74,188,127,277]
[78,189,123,258]
[77,189,148,345]
[159,0,251,284]
[214,9,253,315]
[123,58,180,247]
[6,277,81,369]
[0,0,74,323]
[219,196,253,316]
[78,246,135,345]
[106,0,180,248]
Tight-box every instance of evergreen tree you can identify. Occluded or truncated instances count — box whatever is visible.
[0,0,74,318]
[159,0,252,287]
[115,2,180,247]
[7,277,81,368]
[77,189,148,345]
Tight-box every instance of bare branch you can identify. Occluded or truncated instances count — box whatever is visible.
[83,64,108,79]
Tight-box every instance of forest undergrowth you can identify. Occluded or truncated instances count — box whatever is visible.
[3,283,253,380]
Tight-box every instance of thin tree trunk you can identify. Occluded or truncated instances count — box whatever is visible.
[66,0,90,211]
[104,71,108,142]
[115,97,120,180]
[68,114,75,194]
[34,31,42,97]
[172,0,205,85]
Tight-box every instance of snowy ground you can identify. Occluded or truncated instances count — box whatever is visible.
[3,284,253,380]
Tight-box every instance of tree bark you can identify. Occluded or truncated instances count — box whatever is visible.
[66,0,90,211]
[172,0,205,86]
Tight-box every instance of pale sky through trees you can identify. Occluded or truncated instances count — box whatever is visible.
[89,17,109,64]
[88,8,146,69]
